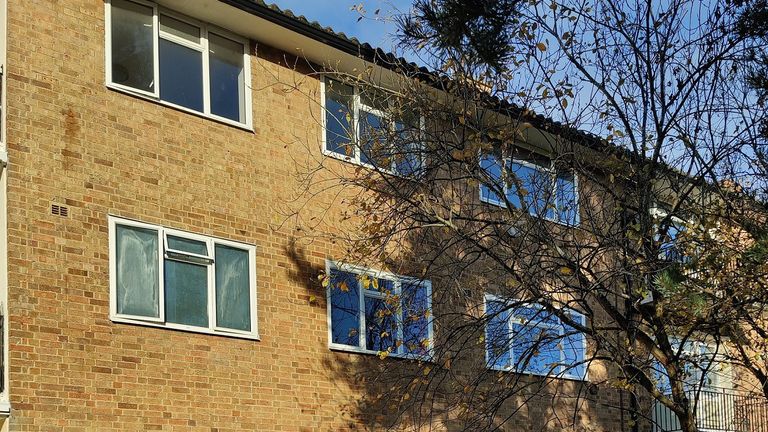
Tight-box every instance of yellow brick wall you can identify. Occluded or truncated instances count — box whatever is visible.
[1,1,640,431]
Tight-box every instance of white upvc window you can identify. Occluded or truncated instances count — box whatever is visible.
[326,261,433,360]
[479,150,580,226]
[321,76,425,177]
[105,0,252,128]
[108,216,258,339]
[484,294,587,380]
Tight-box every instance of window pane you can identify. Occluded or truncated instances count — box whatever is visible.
[364,296,397,352]
[486,300,511,369]
[209,33,245,122]
[324,79,354,157]
[402,282,430,356]
[508,161,553,218]
[115,225,160,318]
[159,39,203,111]
[159,14,200,44]
[359,110,388,167]
[562,319,586,378]
[164,260,208,327]
[330,270,361,347]
[215,245,251,331]
[110,0,155,93]
[167,235,207,255]
[557,171,578,225]
[393,121,422,177]
[512,322,561,375]
[480,153,503,204]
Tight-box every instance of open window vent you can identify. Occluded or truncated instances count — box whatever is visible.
[51,204,69,217]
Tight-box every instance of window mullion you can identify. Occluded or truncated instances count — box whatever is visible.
[157,227,166,322]
[201,25,212,116]
[207,239,216,331]
[359,287,367,351]
[151,2,160,98]
[353,88,361,164]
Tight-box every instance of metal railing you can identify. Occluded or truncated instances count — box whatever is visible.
[653,389,768,432]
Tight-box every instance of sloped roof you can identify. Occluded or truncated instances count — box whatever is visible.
[219,0,631,161]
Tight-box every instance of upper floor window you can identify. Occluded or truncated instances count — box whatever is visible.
[106,0,251,127]
[485,295,587,380]
[108,216,258,339]
[322,77,424,177]
[326,261,432,359]
[480,149,579,225]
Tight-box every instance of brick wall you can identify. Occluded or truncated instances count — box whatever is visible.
[1,1,640,430]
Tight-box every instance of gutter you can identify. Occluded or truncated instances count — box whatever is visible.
[217,0,380,60]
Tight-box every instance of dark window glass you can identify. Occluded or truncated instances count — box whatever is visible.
[164,260,208,327]
[330,270,361,346]
[485,300,511,369]
[325,79,354,157]
[401,282,430,356]
[364,296,397,352]
[159,39,203,111]
[209,33,245,122]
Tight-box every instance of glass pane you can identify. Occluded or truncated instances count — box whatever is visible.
[515,304,559,326]
[324,79,354,157]
[486,300,511,369]
[115,225,160,318]
[209,33,245,122]
[359,110,388,167]
[480,153,503,204]
[557,171,578,225]
[159,39,203,111]
[159,14,200,44]
[164,260,208,327]
[562,321,586,378]
[393,121,422,177]
[110,0,155,93]
[402,282,430,356]
[167,235,207,255]
[364,296,397,352]
[512,323,561,375]
[330,270,361,347]
[215,245,251,331]
[508,161,553,218]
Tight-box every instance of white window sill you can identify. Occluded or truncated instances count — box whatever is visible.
[0,400,10,416]
[478,194,580,228]
[487,365,588,382]
[111,315,260,341]
[106,84,254,132]
[329,343,433,362]
[322,148,424,180]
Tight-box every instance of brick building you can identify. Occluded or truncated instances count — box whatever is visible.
[0,1,761,431]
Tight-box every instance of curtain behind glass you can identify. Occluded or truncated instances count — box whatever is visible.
[116,225,160,318]
[215,245,251,331]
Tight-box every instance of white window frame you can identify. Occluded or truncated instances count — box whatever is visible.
[484,294,588,381]
[108,215,259,340]
[325,260,434,360]
[479,152,580,226]
[104,0,253,129]
[320,75,426,177]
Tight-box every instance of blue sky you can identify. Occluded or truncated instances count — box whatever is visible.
[269,1,412,51]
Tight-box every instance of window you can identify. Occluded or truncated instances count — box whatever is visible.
[106,0,251,126]
[108,216,258,338]
[485,295,586,380]
[322,77,424,177]
[651,207,692,263]
[326,262,432,359]
[480,149,579,225]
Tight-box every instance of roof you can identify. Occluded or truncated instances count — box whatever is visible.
[218,0,633,162]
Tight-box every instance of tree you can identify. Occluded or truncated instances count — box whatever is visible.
[277,0,768,430]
